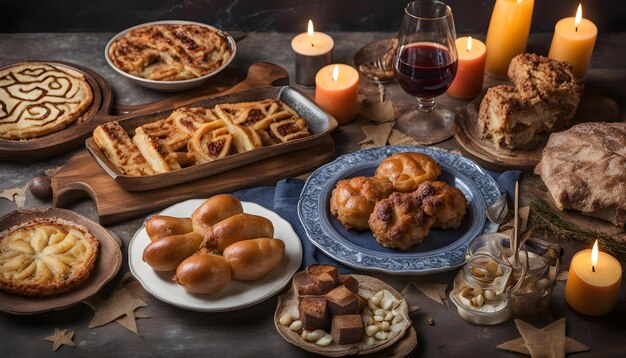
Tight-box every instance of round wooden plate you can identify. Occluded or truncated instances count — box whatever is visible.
[274,271,415,357]
[0,207,122,315]
[453,90,621,172]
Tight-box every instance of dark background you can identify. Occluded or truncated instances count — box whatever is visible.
[0,0,624,33]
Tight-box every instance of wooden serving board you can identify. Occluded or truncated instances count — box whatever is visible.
[0,61,286,161]
[453,90,621,172]
[51,135,335,225]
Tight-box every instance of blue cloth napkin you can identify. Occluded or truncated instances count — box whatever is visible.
[232,170,522,272]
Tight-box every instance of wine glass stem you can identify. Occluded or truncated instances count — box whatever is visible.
[416,97,436,113]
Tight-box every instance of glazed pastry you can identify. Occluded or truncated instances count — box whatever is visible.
[0,62,93,140]
[535,122,626,226]
[222,238,285,280]
[269,117,311,143]
[368,192,435,251]
[190,194,243,235]
[330,176,394,230]
[171,107,219,135]
[108,24,232,81]
[207,213,274,251]
[93,121,155,176]
[0,218,99,296]
[174,249,231,294]
[416,181,468,229]
[215,99,294,130]
[375,153,441,192]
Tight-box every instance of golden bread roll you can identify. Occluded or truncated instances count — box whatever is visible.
[222,238,285,280]
[207,213,274,251]
[145,216,193,240]
[191,194,243,234]
[375,153,440,192]
[329,176,394,230]
[174,250,231,294]
[142,232,204,271]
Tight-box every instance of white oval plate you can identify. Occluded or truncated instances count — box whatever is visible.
[129,199,303,312]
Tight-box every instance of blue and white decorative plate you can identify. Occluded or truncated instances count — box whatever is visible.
[298,146,501,275]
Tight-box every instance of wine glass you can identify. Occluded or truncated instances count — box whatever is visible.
[393,1,458,144]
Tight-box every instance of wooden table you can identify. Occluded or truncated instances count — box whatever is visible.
[1,32,625,357]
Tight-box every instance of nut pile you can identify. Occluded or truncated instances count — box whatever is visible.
[279,313,333,347]
[458,287,497,308]
[360,290,405,346]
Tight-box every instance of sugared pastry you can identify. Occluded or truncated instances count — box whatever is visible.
[132,127,182,173]
[108,24,232,81]
[0,62,93,140]
[535,122,626,226]
[330,177,394,230]
[187,121,232,164]
[0,218,99,297]
[375,153,441,192]
[368,191,435,251]
[416,181,468,229]
[478,53,582,149]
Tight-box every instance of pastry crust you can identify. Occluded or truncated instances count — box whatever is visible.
[93,121,155,176]
[0,62,93,140]
[478,54,582,149]
[330,177,394,230]
[416,181,468,229]
[535,122,626,226]
[375,153,440,192]
[0,218,99,297]
[368,191,435,251]
[108,24,232,81]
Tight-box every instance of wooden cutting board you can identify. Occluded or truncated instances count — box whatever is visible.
[51,136,335,225]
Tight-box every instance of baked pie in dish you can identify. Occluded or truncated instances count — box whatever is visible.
[108,24,233,81]
[0,218,99,297]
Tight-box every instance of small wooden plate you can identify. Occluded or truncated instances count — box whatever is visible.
[274,271,414,357]
[453,90,621,172]
[0,207,122,315]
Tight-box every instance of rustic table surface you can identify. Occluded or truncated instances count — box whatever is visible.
[1,32,625,357]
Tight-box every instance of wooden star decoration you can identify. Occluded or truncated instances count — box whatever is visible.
[497,318,590,358]
[45,328,76,351]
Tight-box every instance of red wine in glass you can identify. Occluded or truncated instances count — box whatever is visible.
[394,42,458,98]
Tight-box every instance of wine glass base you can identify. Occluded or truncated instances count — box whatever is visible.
[395,104,455,145]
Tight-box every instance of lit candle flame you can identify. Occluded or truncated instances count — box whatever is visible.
[575,4,582,30]
[307,20,314,37]
[517,0,522,3]
[332,65,339,82]
[591,239,599,272]
[467,36,473,52]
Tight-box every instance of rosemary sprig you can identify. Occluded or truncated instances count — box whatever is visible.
[529,199,626,261]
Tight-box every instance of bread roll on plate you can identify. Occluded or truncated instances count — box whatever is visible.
[145,216,193,240]
[191,194,243,234]
[174,250,231,295]
[208,213,274,251]
[223,238,285,280]
[142,232,204,271]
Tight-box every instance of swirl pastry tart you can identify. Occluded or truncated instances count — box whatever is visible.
[0,218,99,297]
[108,24,232,81]
[0,62,93,140]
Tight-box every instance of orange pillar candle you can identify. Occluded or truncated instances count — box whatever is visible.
[447,36,487,99]
[315,64,359,125]
[548,4,597,78]
[565,241,622,316]
[485,0,534,78]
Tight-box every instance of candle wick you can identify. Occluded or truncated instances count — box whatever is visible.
[592,265,595,272]
[576,26,578,32]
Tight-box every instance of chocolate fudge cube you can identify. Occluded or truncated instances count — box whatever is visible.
[337,274,359,294]
[331,315,364,345]
[296,279,324,297]
[314,272,337,293]
[325,285,359,316]
[298,297,330,331]
[306,264,338,283]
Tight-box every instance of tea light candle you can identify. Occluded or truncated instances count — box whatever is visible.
[548,4,597,78]
[485,0,535,78]
[315,64,359,125]
[291,20,334,86]
[447,36,487,99]
[565,241,622,316]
